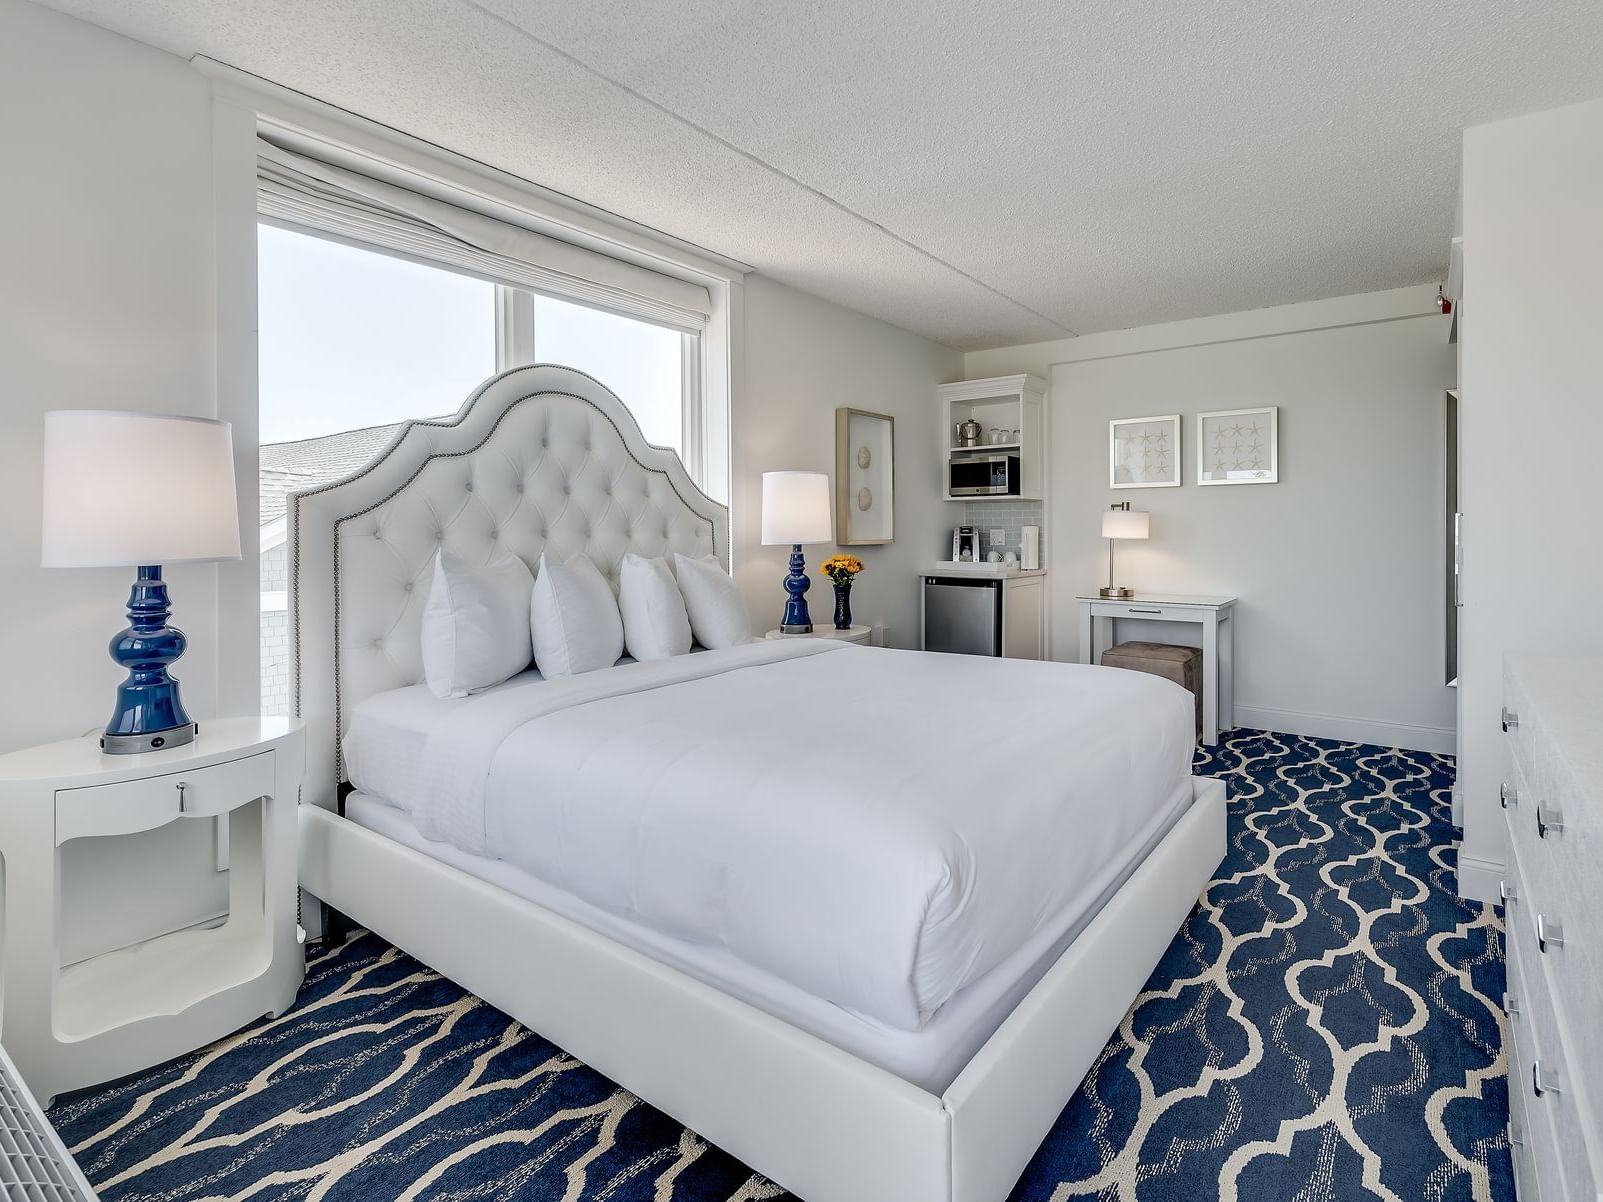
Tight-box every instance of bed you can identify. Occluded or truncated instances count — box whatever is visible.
[291,364,1227,1202]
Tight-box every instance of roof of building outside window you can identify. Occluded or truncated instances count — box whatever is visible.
[258,421,409,525]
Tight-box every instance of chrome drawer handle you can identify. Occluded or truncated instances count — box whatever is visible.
[1532,1059,1560,1098]
[1499,879,1517,906]
[1127,607,1163,614]
[1503,991,1520,1017]
[1502,706,1519,732]
[1536,804,1565,838]
[1500,782,1518,809]
[177,780,190,813]
[1536,913,1564,953]
[1507,1120,1525,1148]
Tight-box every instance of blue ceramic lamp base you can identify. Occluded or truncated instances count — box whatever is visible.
[102,565,196,754]
[778,543,814,634]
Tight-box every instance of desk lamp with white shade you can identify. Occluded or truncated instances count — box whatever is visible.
[1100,501,1149,599]
[41,411,242,753]
[760,470,833,634]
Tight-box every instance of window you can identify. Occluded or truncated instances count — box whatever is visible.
[525,294,689,457]
[256,223,699,716]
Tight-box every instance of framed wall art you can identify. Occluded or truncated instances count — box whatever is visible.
[1109,414,1181,488]
[835,407,894,544]
[1197,406,1278,485]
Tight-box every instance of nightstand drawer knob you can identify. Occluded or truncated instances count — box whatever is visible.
[1536,913,1564,953]
[1536,804,1565,839]
[1500,782,1517,809]
[1501,706,1519,732]
[177,781,190,812]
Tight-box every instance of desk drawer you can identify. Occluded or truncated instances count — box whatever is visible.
[1088,600,1190,621]
[55,752,276,844]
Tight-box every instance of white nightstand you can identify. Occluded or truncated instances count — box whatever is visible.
[764,624,872,645]
[0,718,305,1104]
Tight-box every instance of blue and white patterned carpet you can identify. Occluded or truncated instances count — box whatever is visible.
[51,730,1512,1201]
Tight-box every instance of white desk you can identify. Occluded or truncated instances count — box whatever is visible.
[1076,593,1236,745]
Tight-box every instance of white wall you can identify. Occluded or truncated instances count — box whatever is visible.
[736,275,962,646]
[0,0,223,750]
[967,287,1457,752]
[1455,95,1603,901]
[0,0,240,957]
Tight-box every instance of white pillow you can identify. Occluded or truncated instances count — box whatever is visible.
[420,549,535,699]
[530,553,624,678]
[673,553,751,649]
[618,553,693,661]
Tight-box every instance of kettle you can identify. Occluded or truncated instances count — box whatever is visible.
[955,418,984,447]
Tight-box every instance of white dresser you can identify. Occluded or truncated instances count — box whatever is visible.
[1500,657,1603,1201]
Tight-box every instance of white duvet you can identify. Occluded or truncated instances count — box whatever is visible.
[355,641,1196,1033]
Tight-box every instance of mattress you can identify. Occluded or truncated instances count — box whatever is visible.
[342,642,1197,1073]
[344,785,1191,1092]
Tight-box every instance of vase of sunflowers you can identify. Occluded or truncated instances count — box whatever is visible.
[819,554,865,629]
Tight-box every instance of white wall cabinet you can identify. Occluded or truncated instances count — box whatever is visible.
[939,374,1047,502]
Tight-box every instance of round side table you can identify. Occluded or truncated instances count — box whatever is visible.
[764,624,872,645]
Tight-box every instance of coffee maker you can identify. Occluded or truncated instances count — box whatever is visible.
[952,525,981,562]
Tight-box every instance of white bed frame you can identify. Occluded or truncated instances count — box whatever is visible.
[291,364,1227,1202]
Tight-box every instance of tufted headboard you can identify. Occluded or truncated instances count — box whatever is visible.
[289,364,728,810]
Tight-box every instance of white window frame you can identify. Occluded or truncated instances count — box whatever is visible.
[495,285,705,477]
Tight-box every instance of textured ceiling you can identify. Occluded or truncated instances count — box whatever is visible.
[35,0,1603,349]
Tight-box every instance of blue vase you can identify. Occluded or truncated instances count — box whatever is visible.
[833,581,852,630]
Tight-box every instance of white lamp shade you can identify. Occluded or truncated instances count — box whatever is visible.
[760,471,833,545]
[41,411,242,567]
[1102,508,1150,540]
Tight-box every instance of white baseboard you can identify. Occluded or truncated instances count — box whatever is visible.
[1456,854,1506,906]
[1232,705,1456,756]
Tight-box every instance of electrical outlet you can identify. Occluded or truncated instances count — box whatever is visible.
[990,528,1007,545]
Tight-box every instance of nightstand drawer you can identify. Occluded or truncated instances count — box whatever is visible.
[55,752,276,844]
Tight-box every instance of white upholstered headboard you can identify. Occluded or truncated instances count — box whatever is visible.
[289,364,728,810]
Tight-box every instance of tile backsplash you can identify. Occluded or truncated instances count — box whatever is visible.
[960,500,1044,562]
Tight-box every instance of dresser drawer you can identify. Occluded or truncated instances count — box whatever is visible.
[55,752,276,845]
[1505,902,1568,1202]
[1505,826,1603,1202]
[1504,998,1541,1202]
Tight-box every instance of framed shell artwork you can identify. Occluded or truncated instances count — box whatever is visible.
[834,407,894,544]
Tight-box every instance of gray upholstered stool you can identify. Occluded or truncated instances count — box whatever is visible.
[1100,641,1202,735]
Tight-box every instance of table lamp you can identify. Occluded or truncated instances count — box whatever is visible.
[1100,501,1149,599]
[760,471,833,633]
[42,411,242,753]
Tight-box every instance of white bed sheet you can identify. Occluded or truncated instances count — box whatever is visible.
[343,785,1192,1092]
[344,643,1196,1040]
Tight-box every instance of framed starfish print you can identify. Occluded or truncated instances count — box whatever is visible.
[1197,406,1279,485]
[1109,414,1181,488]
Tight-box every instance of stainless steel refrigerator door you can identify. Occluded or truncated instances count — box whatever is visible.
[922,577,1001,656]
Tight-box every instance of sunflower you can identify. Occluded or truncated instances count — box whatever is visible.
[819,554,865,584]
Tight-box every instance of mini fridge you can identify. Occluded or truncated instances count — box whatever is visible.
[921,576,1002,656]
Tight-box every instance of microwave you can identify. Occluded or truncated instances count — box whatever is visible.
[949,453,1020,497]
